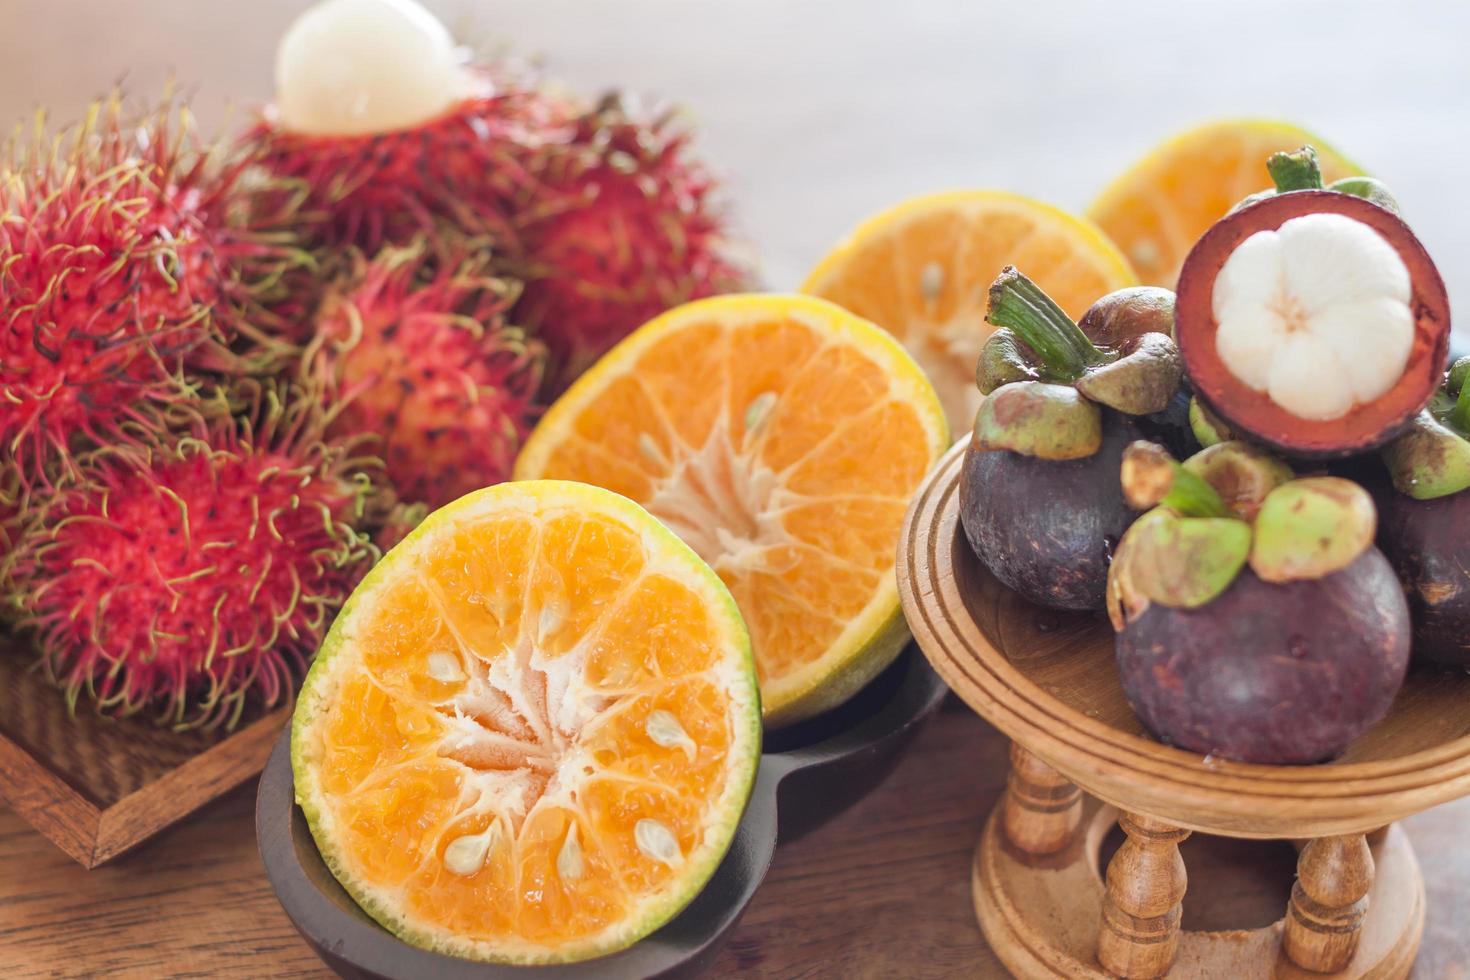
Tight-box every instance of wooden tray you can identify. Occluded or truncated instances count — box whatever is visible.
[0,639,288,867]
[899,439,1470,841]
[256,646,948,979]
[896,438,1470,978]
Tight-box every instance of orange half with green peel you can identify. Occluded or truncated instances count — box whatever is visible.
[292,480,761,964]
[1088,118,1360,288]
[514,294,949,726]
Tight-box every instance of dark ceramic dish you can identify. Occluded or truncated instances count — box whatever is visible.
[256,645,948,979]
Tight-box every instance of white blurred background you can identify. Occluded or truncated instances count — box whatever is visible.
[1,0,1466,339]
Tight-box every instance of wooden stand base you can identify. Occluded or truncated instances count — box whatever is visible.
[972,786,1424,979]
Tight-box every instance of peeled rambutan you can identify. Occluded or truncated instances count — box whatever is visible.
[513,95,747,393]
[1,94,302,486]
[239,0,572,253]
[2,381,378,729]
[307,238,545,510]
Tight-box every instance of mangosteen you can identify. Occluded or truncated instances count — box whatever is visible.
[1376,356,1470,667]
[1108,442,1411,765]
[1174,146,1452,459]
[959,269,1184,610]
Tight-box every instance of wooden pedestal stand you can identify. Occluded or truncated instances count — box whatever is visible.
[897,442,1470,979]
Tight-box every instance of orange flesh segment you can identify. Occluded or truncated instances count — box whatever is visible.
[516,299,947,714]
[801,191,1136,430]
[302,493,752,957]
[1088,119,1359,288]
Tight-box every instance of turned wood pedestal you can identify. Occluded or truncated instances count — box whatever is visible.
[897,442,1470,979]
[976,746,1422,978]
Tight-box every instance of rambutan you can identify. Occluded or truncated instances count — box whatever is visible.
[240,0,572,253]
[307,238,545,510]
[513,95,747,393]
[2,381,378,729]
[0,94,302,486]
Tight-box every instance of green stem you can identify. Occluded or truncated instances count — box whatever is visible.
[1266,146,1323,193]
[1121,441,1233,518]
[985,267,1105,381]
[1451,369,1470,434]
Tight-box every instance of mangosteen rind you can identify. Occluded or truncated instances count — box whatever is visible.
[1115,548,1411,765]
[1176,190,1452,460]
[960,411,1142,611]
[1375,485,1470,667]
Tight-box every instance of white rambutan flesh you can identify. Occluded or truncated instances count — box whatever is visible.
[275,0,474,136]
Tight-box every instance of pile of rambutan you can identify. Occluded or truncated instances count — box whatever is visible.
[239,0,747,398]
[0,97,376,729]
[0,0,744,729]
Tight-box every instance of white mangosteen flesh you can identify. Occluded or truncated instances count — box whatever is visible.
[1211,212,1413,422]
[276,0,475,136]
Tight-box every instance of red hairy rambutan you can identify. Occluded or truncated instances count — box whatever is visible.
[307,239,545,510]
[2,381,378,729]
[513,95,747,393]
[241,80,573,254]
[0,95,302,486]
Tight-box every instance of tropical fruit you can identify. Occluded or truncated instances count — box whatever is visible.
[305,238,546,510]
[514,294,949,725]
[513,95,747,395]
[1088,118,1359,288]
[293,480,761,963]
[801,190,1135,430]
[3,381,377,729]
[2,94,299,485]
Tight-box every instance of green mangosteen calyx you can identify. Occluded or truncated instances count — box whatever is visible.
[975,328,1040,394]
[1108,442,1253,629]
[1188,397,1233,448]
[1106,508,1252,631]
[1181,441,1293,521]
[1228,145,1402,215]
[978,267,1182,423]
[1249,477,1377,584]
[1106,442,1374,629]
[1120,440,1234,516]
[1381,356,1470,500]
[972,381,1101,459]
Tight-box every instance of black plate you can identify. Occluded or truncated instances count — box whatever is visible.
[256,646,948,979]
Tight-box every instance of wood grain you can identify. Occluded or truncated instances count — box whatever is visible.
[0,643,289,867]
[2,706,1468,978]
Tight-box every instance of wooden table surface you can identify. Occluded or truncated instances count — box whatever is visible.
[4,701,1468,979]
[1,4,1468,977]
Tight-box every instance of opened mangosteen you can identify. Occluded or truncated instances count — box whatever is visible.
[1108,441,1411,765]
[959,268,1184,610]
[1376,356,1470,666]
[1175,146,1452,459]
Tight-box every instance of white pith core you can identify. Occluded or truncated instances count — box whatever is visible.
[888,256,990,431]
[642,404,799,579]
[275,0,476,136]
[1211,212,1414,422]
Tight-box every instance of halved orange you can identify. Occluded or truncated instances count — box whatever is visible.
[800,190,1136,430]
[292,480,761,964]
[1088,118,1360,288]
[514,294,949,726]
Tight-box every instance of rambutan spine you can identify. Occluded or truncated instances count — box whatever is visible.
[2,379,380,730]
[1,92,309,488]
